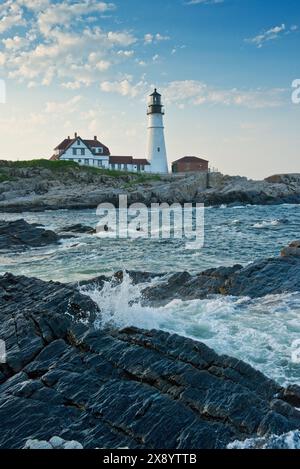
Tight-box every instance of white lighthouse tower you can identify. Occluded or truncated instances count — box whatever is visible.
[146,89,169,174]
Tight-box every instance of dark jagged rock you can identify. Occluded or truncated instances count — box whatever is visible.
[0,219,59,250]
[142,256,300,305]
[0,273,299,449]
[281,240,300,258]
[59,224,96,235]
[0,273,100,324]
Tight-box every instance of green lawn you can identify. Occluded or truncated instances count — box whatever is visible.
[0,159,162,184]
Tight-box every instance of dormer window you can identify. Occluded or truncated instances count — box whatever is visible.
[98,148,103,154]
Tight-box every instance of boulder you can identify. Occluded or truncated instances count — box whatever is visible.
[60,224,96,235]
[281,240,300,258]
[0,219,59,250]
[142,256,300,304]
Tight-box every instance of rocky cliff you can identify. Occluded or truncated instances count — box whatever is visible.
[1,249,300,449]
[0,160,300,212]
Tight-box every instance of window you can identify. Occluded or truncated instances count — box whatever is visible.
[77,139,80,146]
[118,163,122,170]
[98,147,103,154]
[78,159,82,163]
[137,164,141,172]
[124,164,128,171]
[81,148,85,156]
[141,165,145,171]
[98,161,103,168]
[157,147,160,152]
[111,164,115,170]
[84,159,89,165]
[72,148,77,156]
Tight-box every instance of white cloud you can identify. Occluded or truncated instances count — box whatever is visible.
[185,0,224,5]
[155,33,170,41]
[0,1,175,91]
[2,35,29,50]
[117,50,134,57]
[162,80,286,109]
[99,78,285,109]
[144,33,153,44]
[45,95,82,113]
[0,2,26,34]
[100,78,148,97]
[144,33,170,44]
[37,1,116,35]
[18,0,50,10]
[245,24,297,48]
[2,25,136,87]
[107,31,136,46]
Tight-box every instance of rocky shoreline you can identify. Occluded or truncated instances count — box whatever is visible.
[1,161,300,212]
[1,243,300,449]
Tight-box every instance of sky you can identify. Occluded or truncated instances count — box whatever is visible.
[0,0,299,178]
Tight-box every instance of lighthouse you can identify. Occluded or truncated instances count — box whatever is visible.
[146,89,169,174]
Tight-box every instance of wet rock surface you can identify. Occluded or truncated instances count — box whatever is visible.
[142,255,300,305]
[0,272,300,449]
[59,223,96,235]
[281,240,300,258]
[0,219,59,250]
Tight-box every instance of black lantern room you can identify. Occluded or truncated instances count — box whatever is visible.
[147,88,164,115]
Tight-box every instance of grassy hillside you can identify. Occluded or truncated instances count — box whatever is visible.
[0,159,162,185]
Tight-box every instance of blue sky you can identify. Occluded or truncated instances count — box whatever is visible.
[0,0,299,177]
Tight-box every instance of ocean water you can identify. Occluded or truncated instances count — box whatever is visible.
[0,204,300,386]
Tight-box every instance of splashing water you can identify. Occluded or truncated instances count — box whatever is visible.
[80,272,300,387]
[79,271,168,331]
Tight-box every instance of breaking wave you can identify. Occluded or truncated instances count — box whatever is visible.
[252,219,288,229]
[80,271,300,387]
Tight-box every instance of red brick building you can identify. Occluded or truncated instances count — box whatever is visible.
[172,156,209,174]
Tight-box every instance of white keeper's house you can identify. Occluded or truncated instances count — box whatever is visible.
[51,133,151,173]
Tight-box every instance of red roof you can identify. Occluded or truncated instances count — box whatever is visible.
[109,156,150,166]
[84,140,110,153]
[109,156,133,164]
[172,156,209,164]
[133,159,150,165]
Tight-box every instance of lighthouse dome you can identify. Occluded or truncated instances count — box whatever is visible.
[150,88,161,97]
[147,88,164,115]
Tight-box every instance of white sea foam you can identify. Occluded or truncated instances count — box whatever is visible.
[80,272,300,386]
[227,430,300,449]
[252,219,287,229]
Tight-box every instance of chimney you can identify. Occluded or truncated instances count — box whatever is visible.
[75,132,78,138]
[94,136,97,141]
[67,136,70,140]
